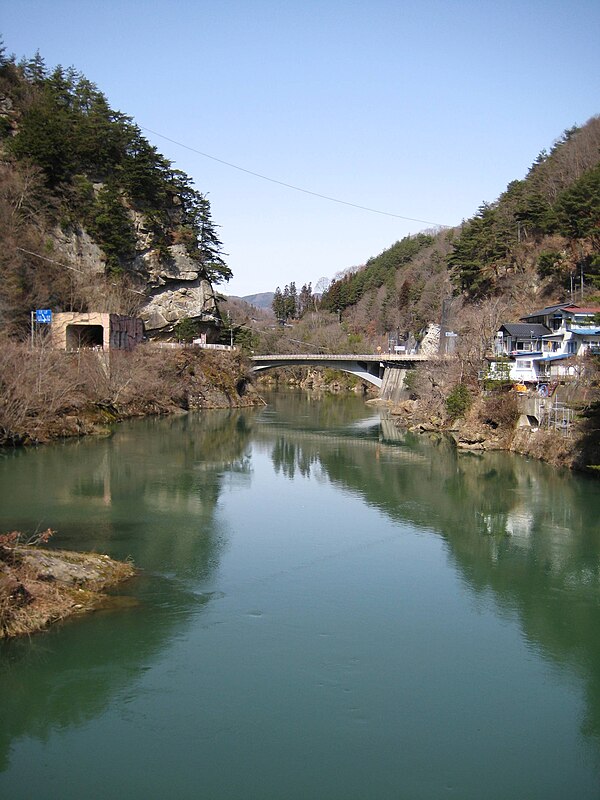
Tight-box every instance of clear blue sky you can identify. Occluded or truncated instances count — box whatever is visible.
[3,0,599,296]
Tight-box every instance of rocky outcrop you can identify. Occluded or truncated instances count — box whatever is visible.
[0,542,136,638]
[54,218,221,336]
[132,242,220,335]
[140,276,218,334]
[419,323,441,356]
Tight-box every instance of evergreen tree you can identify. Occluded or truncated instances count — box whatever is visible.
[298,282,313,316]
[556,163,600,245]
[285,281,298,319]
[87,182,137,272]
[272,287,285,321]
[22,50,47,83]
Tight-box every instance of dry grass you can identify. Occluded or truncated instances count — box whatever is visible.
[0,341,260,446]
[0,539,135,639]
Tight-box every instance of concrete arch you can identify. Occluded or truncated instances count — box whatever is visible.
[252,359,383,388]
[251,354,428,395]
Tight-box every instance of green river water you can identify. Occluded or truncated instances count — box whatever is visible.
[1,391,600,799]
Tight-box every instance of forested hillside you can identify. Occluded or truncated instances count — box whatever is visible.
[314,116,600,346]
[0,41,230,337]
[450,121,600,298]
[1,39,598,354]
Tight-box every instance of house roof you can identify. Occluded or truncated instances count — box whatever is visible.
[532,353,572,362]
[499,323,551,337]
[521,303,600,320]
[520,303,571,318]
[571,326,600,335]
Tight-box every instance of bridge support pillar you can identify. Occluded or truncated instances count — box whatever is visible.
[380,365,409,402]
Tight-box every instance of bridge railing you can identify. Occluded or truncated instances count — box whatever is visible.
[251,353,428,363]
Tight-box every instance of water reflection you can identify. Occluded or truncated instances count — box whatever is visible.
[257,393,600,742]
[0,411,254,569]
[0,409,255,771]
[1,393,600,794]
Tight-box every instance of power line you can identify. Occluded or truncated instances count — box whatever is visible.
[16,247,146,294]
[17,246,86,275]
[141,126,447,228]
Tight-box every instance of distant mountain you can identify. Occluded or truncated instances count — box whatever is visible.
[240,292,275,310]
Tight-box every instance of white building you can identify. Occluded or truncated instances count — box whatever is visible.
[489,303,600,384]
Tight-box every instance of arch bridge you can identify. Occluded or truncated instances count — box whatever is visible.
[250,353,428,390]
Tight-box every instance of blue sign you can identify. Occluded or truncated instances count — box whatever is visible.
[35,309,52,324]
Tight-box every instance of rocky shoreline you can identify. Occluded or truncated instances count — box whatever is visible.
[0,538,136,639]
[383,393,600,474]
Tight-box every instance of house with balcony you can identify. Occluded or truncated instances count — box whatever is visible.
[489,303,600,384]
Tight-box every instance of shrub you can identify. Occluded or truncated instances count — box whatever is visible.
[445,383,472,420]
[479,391,519,429]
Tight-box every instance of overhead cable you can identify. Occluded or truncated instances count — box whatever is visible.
[141,126,447,227]
[16,247,146,294]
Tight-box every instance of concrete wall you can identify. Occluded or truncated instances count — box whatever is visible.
[380,365,409,402]
[51,312,143,351]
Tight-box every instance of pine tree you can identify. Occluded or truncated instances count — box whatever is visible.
[22,50,47,83]
[272,287,285,321]
[285,281,298,319]
[298,283,312,317]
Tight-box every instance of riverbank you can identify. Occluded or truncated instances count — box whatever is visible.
[0,533,135,638]
[0,342,263,447]
[385,390,600,474]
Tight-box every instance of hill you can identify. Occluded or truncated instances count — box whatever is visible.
[240,292,275,311]
[0,43,230,339]
[318,116,600,342]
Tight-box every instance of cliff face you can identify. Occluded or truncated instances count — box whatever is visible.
[0,52,228,338]
[55,219,220,336]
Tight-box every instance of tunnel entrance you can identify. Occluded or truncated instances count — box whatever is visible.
[65,324,104,350]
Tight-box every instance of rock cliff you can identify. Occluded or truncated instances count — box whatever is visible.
[0,54,229,338]
[133,243,220,335]
[55,217,221,337]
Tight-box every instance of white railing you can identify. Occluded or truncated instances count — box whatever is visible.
[193,342,236,351]
[149,341,236,351]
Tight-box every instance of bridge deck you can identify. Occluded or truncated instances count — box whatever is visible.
[251,353,428,364]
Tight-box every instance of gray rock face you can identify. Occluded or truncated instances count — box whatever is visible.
[55,212,221,335]
[134,243,220,334]
[141,275,219,333]
[54,226,106,276]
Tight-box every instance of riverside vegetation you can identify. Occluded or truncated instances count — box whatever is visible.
[0,341,260,447]
[0,41,599,633]
[0,41,259,634]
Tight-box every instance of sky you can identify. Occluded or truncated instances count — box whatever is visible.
[2,0,599,297]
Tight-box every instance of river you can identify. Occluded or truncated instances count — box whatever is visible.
[1,391,600,799]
